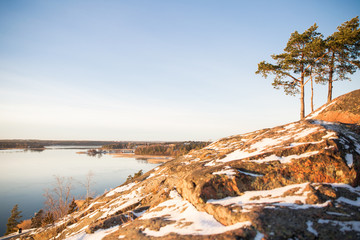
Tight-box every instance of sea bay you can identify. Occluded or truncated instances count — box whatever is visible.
[0,147,160,235]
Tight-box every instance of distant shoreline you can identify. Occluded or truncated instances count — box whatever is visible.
[75,151,174,163]
[108,152,174,163]
[0,147,45,151]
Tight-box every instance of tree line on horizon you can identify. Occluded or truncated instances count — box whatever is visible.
[134,141,210,157]
[256,16,360,120]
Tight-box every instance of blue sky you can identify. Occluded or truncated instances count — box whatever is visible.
[0,0,359,141]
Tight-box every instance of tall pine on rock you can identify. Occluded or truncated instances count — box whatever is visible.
[256,24,322,119]
[316,16,360,102]
[5,204,22,235]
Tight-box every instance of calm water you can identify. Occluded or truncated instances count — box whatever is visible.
[0,147,160,236]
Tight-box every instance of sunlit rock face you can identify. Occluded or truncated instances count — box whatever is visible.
[26,91,360,240]
[306,89,360,124]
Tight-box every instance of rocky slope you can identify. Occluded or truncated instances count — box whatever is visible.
[22,90,360,240]
[306,89,360,124]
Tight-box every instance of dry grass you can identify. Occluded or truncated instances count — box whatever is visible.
[17,219,32,230]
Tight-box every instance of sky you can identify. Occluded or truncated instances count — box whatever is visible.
[0,0,359,141]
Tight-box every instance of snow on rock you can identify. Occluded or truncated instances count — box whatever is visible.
[106,182,137,197]
[318,219,360,233]
[215,122,327,164]
[345,154,354,168]
[140,190,251,236]
[101,187,144,219]
[254,231,265,240]
[250,137,283,150]
[65,226,118,240]
[212,169,237,176]
[204,160,216,166]
[306,101,336,120]
[313,120,360,151]
[306,221,318,237]
[326,212,350,217]
[248,151,320,164]
[217,148,261,163]
[146,167,166,179]
[336,196,360,207]
[207,183,327,210]
[283,123,297,130]
[238,170,263,177]
[329,183,360,194]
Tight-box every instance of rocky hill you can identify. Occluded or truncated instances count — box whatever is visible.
[21,90,360,240]
[306,89,360,124]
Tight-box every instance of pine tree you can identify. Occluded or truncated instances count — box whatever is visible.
[31,209,44,228]
[42,212,54,226]
[317,17,360,102]
[5,204,22,235]
[67,198,78,214]
[256,24,322,119]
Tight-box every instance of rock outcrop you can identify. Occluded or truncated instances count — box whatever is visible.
[306,89,360,124]
[23,90,360,240]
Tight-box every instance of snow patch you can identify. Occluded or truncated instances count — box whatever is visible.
[248,151,319,164]
[250,137,283,150]
[318,219,360,233]
[283,123,297,130]
[133,209,147,218]
[106,182,137,197]
[65,226,118,240]
[218,124,321,164]
[140,190,251,236]
[204,161,216,166]
[329,183,360,194]
[254,231,265,240]
[326,211,350,217]
[208,183,330,210]
[238,170,263,177]
[336,197,360,207]
[212,169,237,176]
[345,154,353,168]
[306,101,336,119]
[217,149,261,163]
[306,221,318,236]
[292,127,320,139]
[100,187,145,219]
[322,131,337,140]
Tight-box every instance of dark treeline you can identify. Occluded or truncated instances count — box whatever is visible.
[102,141,149,149]
[0,142,45,149]
[134,141,210,157]
[0,140,118,149]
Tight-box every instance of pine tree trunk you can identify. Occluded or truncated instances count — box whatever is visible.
[299,62,306,120]
[300,84,305,119]
[300,70,305,119]
[327,75,333,103]
[311,76,314,112]
[327,54,335,103]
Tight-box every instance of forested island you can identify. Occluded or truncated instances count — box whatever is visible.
[101,141,210,157]
[0,140,210,159]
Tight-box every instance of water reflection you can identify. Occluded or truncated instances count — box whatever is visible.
[25,148,45,153]
[135,158,149,164]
